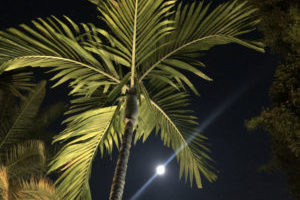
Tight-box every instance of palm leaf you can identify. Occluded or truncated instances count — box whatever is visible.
[48,103,124,200]
[139,0,265,91]
[0,166,9,200]
[0,141,55,200]
[0,140,46,180]
[0,81,46,152]
[0,16,119,92]
[91,0,176,86]
[13,178,58,200]
[0,71,34,98]
[135,81,216,188]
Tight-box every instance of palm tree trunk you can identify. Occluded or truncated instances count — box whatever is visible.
[109,88,138,200]
[109,121,133,200]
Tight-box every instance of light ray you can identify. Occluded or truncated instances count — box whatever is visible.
[164,84,249,166]
[130,85,249,199]
[130,174,158,200]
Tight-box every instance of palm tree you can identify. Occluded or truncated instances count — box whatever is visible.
[0,0,264,199]
[0,78,60,199]
[0,140,59,200]
[0,81,46,151]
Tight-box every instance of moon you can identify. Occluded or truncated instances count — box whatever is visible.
[156,165,165,175]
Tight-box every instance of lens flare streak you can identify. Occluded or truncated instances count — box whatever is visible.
[130,174,158,200]
[130,85,249,199]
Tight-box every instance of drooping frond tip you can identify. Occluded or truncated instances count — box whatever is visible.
[14,178,58,200]
[136,81,216,188]
[48,105,123,200]
[2,140,46,179]
[0,166,9,200]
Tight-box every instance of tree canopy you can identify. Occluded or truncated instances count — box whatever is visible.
[246,0,300,198]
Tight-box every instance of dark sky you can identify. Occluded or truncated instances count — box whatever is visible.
[0,0,294,200]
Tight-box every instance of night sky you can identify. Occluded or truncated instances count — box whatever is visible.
[0,0,294,199]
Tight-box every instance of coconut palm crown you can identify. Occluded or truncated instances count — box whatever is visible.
[0,0,264,199]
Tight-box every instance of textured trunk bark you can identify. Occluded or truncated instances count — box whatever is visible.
[109,121,133,200]
[109,88,138,200]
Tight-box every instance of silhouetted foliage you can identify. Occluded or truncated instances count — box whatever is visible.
[250,0,300,56]
[0,140,59,200]
[0,70,66,199]
[246,0,300,198]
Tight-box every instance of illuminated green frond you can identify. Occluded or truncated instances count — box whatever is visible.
[88,0,176,86]
[0,16,119,92]
[48,103,124,200]
[135,81,216,188]
[139,0,265,92]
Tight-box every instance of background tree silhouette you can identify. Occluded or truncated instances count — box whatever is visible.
[246,0,300,199]
[0,75,64,199]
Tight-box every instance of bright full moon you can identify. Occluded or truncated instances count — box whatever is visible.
[156,165,165,175]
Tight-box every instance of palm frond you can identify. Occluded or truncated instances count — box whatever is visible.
[0,71,34,98]
[139,0,265,90]
[135,81,216,188]
[92,0,176,85]
[0,166,9,200]
[0,81,46,152]
[0,16,119,92]
[13,178,58,200]
[1,140,46,180]
[48,103,124,200]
